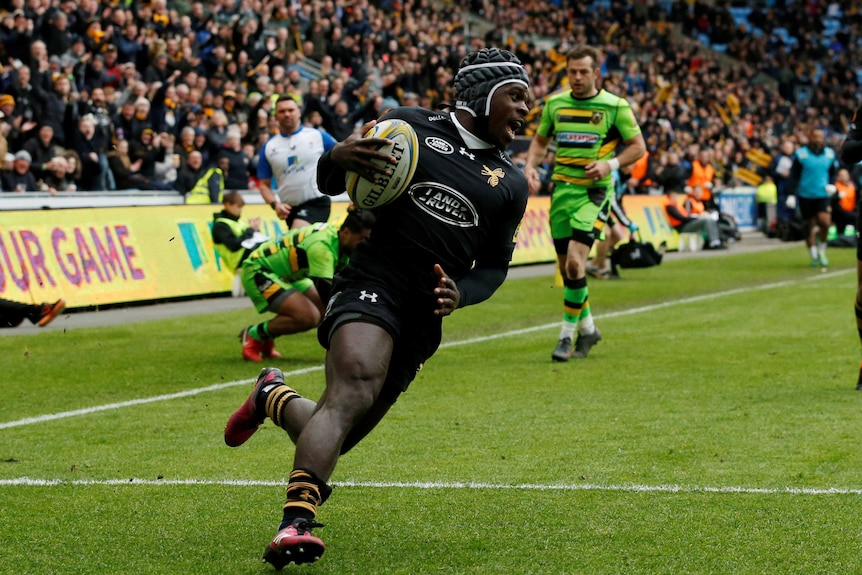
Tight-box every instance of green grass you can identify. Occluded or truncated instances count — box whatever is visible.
[3,246,862,574]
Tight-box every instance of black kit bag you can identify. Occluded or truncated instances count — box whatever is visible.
[611,232,664,269]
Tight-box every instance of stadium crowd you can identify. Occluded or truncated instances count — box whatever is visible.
[0,0,857,204]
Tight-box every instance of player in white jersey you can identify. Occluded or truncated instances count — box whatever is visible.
[258,96,337,229]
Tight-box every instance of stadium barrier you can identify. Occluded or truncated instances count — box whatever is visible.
[1,192,695,308]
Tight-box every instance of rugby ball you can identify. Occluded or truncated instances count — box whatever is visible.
[345,119,419,209]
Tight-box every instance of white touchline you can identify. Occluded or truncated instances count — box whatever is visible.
[2,477,862,495]
[0,269,852,432]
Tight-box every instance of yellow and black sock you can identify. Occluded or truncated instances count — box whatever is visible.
[264,385,301,431]
[281,469,332,526]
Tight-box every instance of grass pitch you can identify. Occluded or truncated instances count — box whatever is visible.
[3,245,862,574]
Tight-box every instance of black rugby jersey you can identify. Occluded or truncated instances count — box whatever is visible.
[347,107,529,302]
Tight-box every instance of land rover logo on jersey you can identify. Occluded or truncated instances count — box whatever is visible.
[409,182,479,227]
[590,111,604,124]
[424,136,454,154]
[558,132,600,144]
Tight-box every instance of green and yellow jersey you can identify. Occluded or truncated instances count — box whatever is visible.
[243,222,345,283]
[537,89,641,187]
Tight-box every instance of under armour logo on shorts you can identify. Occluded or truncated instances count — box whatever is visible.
[359,290,378,302]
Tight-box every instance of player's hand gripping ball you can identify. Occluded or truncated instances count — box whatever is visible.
[345,119,419,209]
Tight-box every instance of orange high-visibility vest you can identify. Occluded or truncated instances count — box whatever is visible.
[687,160,715,200]
[836,181,856,213]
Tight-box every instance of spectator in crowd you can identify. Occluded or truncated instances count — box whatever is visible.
[686,148,717,210]
[31,75,74,147]
[219,128,251,190]
[153,132,178,186]
[109,138,151,190]
[62,149,82,189]
[788,129,838,268]
[185,154,227,204]
[654,151,691,196]
[193,127,212,167]
[2,150,38,191]
[174,149,205,197]
[6,68,40,147]
[71,114,105,191]
[22,124,58,184]
[129,128,172,190]
[664,186,726,250]
[174,125,197,168]
[42,155,77,193]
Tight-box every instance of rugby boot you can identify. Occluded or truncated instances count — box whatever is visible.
[551,337,573,362]
[37,299,66,327]
[572,329,602,359]
[262,339,284,359]
[262,518,325,569]
[240,327,264,362]
[224,367,283,447]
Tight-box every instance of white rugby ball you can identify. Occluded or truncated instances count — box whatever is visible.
[345,119,419,209]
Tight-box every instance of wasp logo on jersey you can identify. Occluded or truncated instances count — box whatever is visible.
[425,136,454,154]
[409,183,479,227]
[481,165,505,187]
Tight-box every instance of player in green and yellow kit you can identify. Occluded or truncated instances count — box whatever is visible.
[525,44,646,362]
[238,206,375,362]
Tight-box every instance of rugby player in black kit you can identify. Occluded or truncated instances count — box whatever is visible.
[224,48,531,568]
[841,104,862,389]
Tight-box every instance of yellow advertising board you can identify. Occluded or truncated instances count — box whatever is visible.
[0,204,293,308]
[0,195,677,308]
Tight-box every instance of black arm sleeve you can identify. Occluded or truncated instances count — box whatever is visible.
[455,266,507,308]
[842,105,862,165]
[316,149,347,196]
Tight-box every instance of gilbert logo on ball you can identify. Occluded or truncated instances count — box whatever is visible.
[345,119,419,209]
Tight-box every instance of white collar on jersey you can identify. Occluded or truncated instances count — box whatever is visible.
[449,112,493,150]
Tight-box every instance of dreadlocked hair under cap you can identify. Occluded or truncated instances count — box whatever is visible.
[454,48,529,118]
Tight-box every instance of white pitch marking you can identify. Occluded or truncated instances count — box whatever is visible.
[1,477,861,496]
[0,269,853,431]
